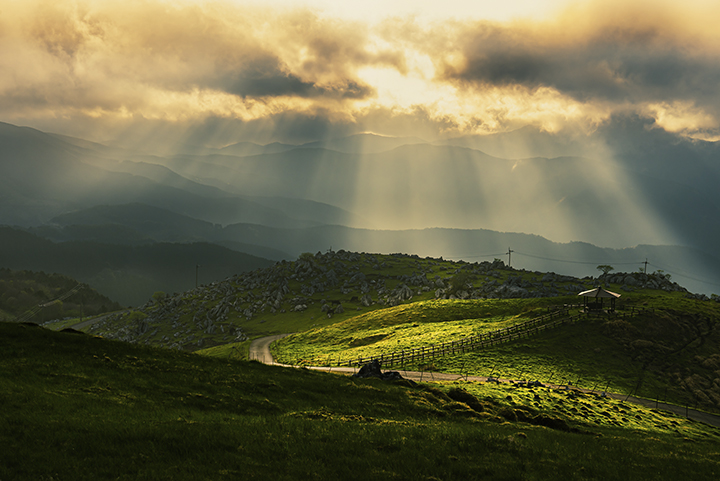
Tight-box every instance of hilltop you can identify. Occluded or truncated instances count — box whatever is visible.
[82,251,563,348]
[85,249,698,351]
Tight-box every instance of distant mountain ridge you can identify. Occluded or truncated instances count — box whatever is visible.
[135,141,720,251]
[16,205,720,295]
[0,226,274,306]
[297,133,428,153]
[219,133,427,156]
[0,122,360,228]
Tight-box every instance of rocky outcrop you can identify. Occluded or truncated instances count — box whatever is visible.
[600,272,688,294]
[86,249,702,352]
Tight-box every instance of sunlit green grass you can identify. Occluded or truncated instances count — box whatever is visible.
[412,316,639,391]
[2,321,719,480]
[272,292,720,412]
[444,379,714,438]
[272,298,570,365]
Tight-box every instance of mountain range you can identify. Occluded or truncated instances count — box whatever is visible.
[1,118,719,301]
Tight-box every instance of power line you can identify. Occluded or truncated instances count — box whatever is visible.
[450,248,720,291]
[447,252,507,259]
[513,251,641,266]
[647,262,720,288]
[13,284,84,323]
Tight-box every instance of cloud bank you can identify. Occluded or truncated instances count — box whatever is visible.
[1,0,719,143]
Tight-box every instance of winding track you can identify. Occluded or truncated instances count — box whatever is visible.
[249,334,720,429]
[248,334,292,365]
[49,310,131,331]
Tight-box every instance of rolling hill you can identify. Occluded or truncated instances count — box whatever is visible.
[0,268,122,323]
[0,227,275,306]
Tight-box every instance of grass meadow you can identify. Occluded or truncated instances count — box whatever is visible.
[272,291,720,411]
[271,298,559,365]
[2,321,720,480]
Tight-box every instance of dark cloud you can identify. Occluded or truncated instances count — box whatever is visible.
[443,23,720,106]
[215,56,375,99]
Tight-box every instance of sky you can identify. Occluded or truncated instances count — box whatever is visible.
[1,0,719,145]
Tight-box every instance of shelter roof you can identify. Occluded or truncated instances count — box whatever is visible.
[578,287,621,298]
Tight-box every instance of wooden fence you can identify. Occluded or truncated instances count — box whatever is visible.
[339,306,584,368]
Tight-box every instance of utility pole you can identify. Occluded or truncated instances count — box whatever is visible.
[507,247,514,267]
[196,264,200,288]
[643,258,648,274]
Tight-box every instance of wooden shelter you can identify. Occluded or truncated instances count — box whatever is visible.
[578,287,621,312]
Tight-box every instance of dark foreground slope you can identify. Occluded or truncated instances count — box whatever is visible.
[1,322,718,480]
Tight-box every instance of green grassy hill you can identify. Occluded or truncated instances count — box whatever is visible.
[274,293,720,412]
[78,249,720,413]
[85,249,693,351]
[0,268,122,323]
[84,251,594,350]
[2,321,719,480]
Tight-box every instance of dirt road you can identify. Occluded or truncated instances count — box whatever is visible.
[248,334,292,365]
[249,334,720,428]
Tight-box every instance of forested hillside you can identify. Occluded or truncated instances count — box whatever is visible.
[0,268,122,323]
[0,227,275,306]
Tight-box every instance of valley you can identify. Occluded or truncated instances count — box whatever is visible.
[3,121,720,301]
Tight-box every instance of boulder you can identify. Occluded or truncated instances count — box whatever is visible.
[353,359,382,378]
[623,275,639,286]
[393,284,413,301]
[352,360,412,382]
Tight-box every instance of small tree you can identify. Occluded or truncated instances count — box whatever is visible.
[597,265,614,276]
[654,270,671,281]
[151,291,167,304]
[449,271,472,295]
